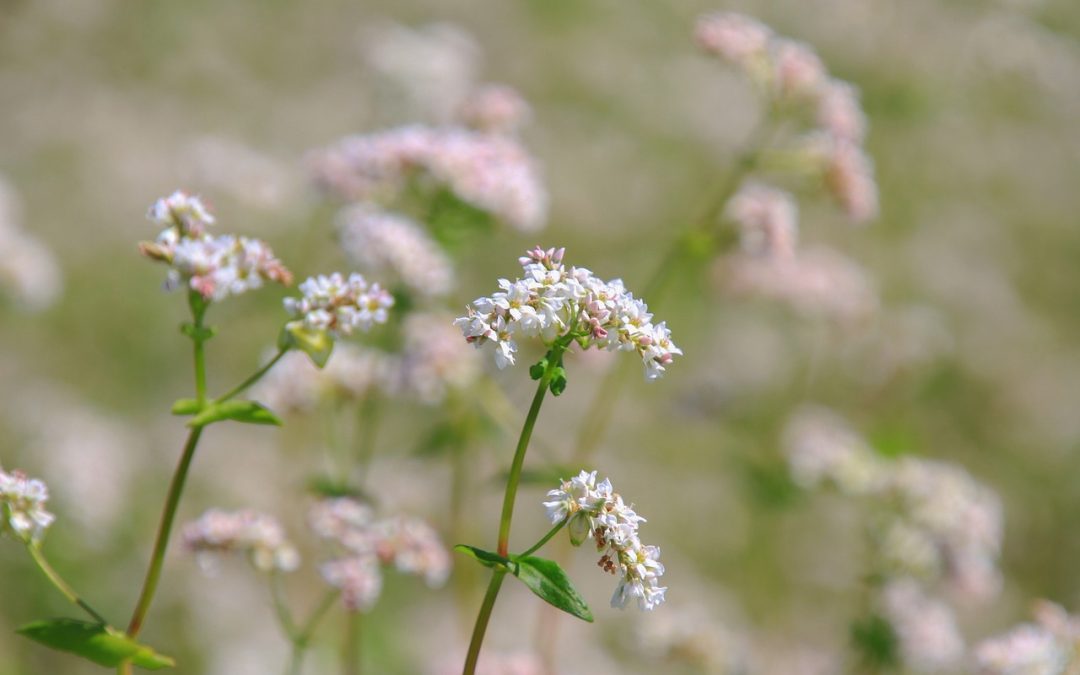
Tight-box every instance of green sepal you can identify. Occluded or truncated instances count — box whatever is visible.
[529,358,548,381]
[188,400,282,428]
[179,323,216,342]
[17,618,176,669]
[567,512,591,547]
[279,323,334,368]
[454,545,512,570]
[507,555,593,622]
[170,399,202,416]
[548,367,568,396]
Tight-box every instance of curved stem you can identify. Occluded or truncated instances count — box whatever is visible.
[517,518,567,559]
[215,348,287,404]
[125,426,203,637]
[281,590,340,675]
[496,376,551,558]
[270,573,298,641]
[462,570,506,675]
[26,544,108,625]
[343,611,361,675]
[297,590,341,645]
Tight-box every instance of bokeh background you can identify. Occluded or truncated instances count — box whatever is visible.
[1,0,1079,672]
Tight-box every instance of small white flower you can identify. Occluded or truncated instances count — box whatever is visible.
[147,190,216,237]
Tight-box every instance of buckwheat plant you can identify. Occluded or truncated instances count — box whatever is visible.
[453,246,678,673]
[6,190,396,673]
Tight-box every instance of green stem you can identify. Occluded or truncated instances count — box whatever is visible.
[297,590,340,644]
[126,426,203,637]
[462,570,506,675]
[127,293,210,638]
[517,518,567,559]
[215,348,287,404]
[270,573,298,641]
[282,590,340,675]
[26,544,108,624]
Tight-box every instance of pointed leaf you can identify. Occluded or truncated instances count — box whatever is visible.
[509,556,593,622]
[17,618,175,669]
[189,400,282,428]
[454,545,511,570]
[279,323,334,368]
[170,399,202,416]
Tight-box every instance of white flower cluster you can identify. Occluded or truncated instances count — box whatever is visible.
[284,272,394,339]
[784,406,1003,603]
[973,601,1079,675]
[0,178,62,311]
[140,191,293,302]
[309,498,450,612]
[181,508,300,573]
[455,247,681,380]
[337,204,454,298]
[0,466,55,543]
[784,407,1005,673]
[308,125,547,232]
[697,12,878,223]
[881,579,966,673]
[543,470,666,611]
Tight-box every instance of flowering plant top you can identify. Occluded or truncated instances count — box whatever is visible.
[454,247,681,380]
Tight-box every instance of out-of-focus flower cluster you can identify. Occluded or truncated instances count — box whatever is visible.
[283,272,394,340]
[544,470,666,611]
[181,508,300,574]
[254,311,480,412]
[337,204,455,298]
[0,177,62,311]
[455,247,681,380]
[0,466,55,544]
[696,11,878,224]
[784,406,1003,672]
[309,124,546,233]
[309,497,450,612]
[139,191,293,302]
[974,600,1080,675]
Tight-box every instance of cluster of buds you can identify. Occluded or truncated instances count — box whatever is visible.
[973,601,1080,674]
[336,204,454,298]
[139,191,293,302]
[181,509,300,574]
[308,125,547,232]
[309,498,450,612]
[283,272,394,341]
[455,247,681,380]
[696,12,878,223]
[544,470,666,611]
[0,466,55,544]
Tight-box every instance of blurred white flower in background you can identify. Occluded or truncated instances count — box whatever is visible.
[0,177,62,311]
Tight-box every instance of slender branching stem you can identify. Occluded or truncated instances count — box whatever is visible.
[518,518,568,559]
[215,348,287,404]
[26,543,108,625]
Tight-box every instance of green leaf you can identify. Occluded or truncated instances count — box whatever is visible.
[170,399,202,416]
[307,475,373,502]
[529,358,548,381]
[454,545,511,570]
[17,618,175,669]
[508,556,593,622]
[189,400,282,428]
[179,323,216,342]
[279,323,334,368]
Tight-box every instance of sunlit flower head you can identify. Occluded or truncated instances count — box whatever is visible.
[454,247,681,380]
[544,470,665,611]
